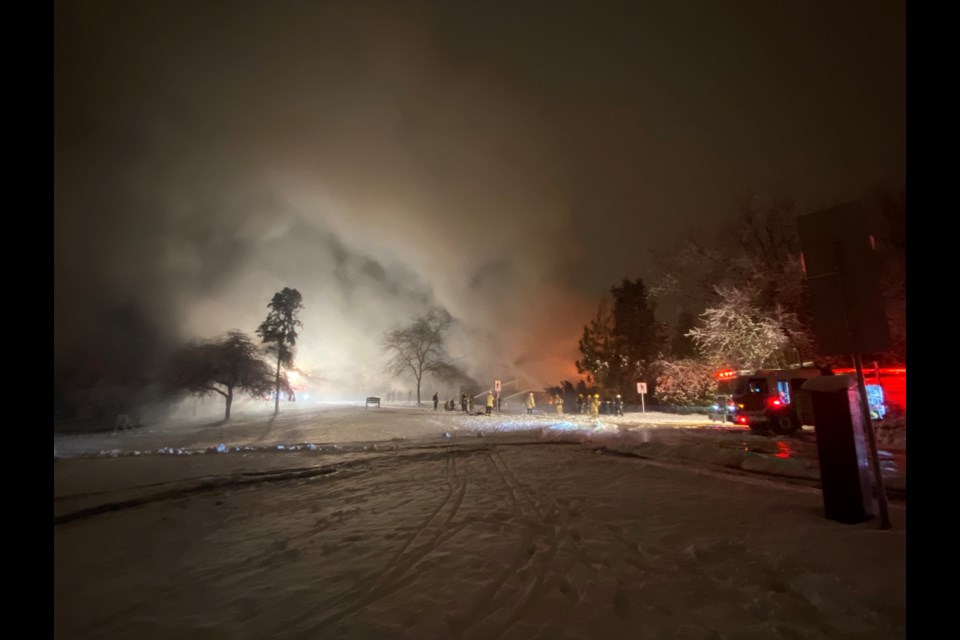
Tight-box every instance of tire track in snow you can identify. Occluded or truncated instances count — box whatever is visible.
[286,456,457,624]
[292,452,470,633]
[447,448,562,638]
[488,449,561,639]
[444,452,537,636]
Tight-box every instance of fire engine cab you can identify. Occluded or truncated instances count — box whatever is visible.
[715,365,904,435]
[716,367,822,435]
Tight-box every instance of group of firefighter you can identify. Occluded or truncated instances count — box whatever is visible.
[439,392,503,414]
[574,393,625,416]
[440,390,625,417]
[522,392,625,416]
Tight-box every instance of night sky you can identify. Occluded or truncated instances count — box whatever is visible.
[54,0,905,394]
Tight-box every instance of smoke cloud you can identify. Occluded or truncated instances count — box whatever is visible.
[54,1,905,403]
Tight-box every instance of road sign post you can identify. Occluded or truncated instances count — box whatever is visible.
[636,382,647,413]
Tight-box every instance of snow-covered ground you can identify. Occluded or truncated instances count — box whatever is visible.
[54,405,906,639]
[53,403,906,493]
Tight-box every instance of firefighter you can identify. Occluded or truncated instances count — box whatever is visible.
[525,392,536,415]
[576,393,584,414]
[486,390,495,415]
[554,393,564,415]
[590,393,600,416]
[615,393,624,416]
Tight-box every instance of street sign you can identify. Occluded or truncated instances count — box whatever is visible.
[637,382,647,413]
[495,380,501,393]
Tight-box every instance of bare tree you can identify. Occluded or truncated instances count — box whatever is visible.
[381,309,459,405]
[166,331,280,421]
[653,195,806,312]
[866,184,906,364]
[652,194,815,361]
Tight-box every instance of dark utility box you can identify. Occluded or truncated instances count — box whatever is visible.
[802,375,875,524]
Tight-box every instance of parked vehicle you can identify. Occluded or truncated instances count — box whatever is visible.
[727,367,822,435]
[716,365,903,435]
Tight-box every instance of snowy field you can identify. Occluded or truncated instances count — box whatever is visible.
[52,402,906,493]
[54,405,906,639]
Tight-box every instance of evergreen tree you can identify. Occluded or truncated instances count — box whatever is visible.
[577,278,667,395]
[256,288,304,415]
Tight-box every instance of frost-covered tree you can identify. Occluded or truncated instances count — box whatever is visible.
[653,189,908,366]
[652,195,815,360]
[651,359,718,407]
[256,288,304,415]
[687,285,806,370]
[166,331,280,421]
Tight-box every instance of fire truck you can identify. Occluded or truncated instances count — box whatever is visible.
[713,365,905,435]
[726,367,822,435]
[830,366,906,419]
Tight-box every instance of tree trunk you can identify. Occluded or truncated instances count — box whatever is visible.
[274,351,282,415]
[224,386,233,421]
[416,375,422,406]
